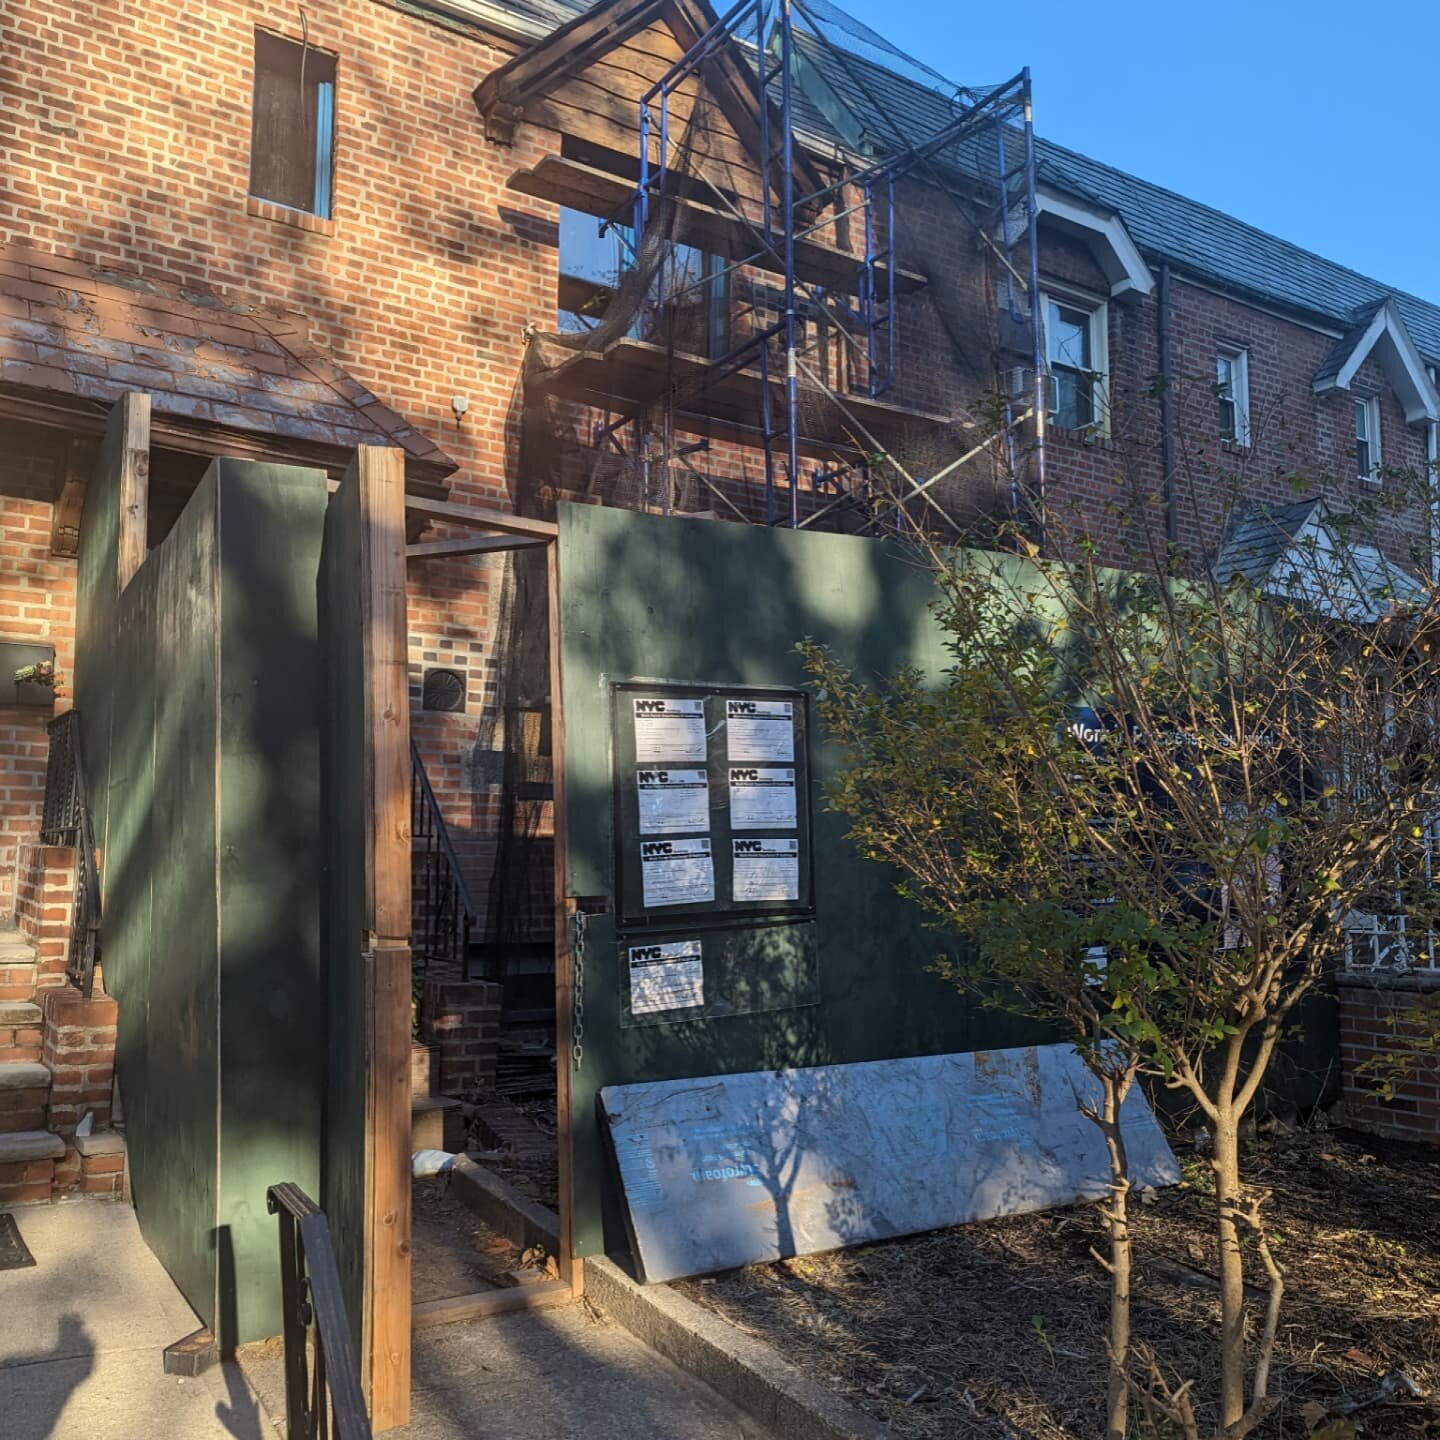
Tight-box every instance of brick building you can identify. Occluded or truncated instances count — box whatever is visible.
[2,0,1438,1209]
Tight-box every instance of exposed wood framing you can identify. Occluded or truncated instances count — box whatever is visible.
[411,1280,573,1329]
[406,534,551,560]
[352,445,413,1431]
[115,392,151,592]
[403,495,559,538]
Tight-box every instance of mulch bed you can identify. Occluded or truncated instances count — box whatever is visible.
[411,1175,523,1303]
[673,1126,1440,1438]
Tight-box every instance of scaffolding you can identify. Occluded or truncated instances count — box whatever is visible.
[482,0,1047,963]
[515,0,1045,540]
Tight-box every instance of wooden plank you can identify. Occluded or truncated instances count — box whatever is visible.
[547,540,582,1299]
[116,392,151,592]
[51,434,94,557]
[350,443,413,1432]
[510,156,927,295]
[357,446,410,943]
[406,535,551,560]
[368,945,414,1430]
[404,495,559,538]
[411,1280,573,1329]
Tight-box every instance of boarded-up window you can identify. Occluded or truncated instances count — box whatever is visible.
[249,30,336,218]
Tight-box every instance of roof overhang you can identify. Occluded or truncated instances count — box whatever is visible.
[1313,298,1440,424]
[1035,184,1153,298]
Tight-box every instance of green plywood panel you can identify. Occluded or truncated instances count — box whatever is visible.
[556,505,1046,1257]
[215,462,327,1346]
[318,473,368,1348]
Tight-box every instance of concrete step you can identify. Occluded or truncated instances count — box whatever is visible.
[0,937,37,963]
[0,1128,65,1163]
[0,1060,51,1134]
[0,1001,42,1027]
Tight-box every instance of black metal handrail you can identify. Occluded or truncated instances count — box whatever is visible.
[266,1183,372,1440]
[410,739,478,981]
[39,711,101,999]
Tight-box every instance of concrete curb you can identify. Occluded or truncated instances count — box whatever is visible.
[451,1160,886,1439]
[449,1155,561,1255]
[585,1257,890,1440]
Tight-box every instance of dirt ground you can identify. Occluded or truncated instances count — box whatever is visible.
[411,1175,523,1303]
[674,1126,1440,1439]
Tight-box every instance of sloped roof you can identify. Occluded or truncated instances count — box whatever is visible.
[0,241,457,483]
[1212,498,1322,591]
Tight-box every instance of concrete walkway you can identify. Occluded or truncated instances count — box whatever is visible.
[0,1200,266,1440]
[244,1302,778,1440]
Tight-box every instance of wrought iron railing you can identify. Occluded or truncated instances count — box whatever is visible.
[266,1183,372,1440]
[39,711,102,999]
[411,739,478,981]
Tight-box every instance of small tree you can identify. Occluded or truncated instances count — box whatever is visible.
[802,412,1440,1436]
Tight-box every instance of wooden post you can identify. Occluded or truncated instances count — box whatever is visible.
[353,445,413,1429]
[116,392,150,591]
[547,538,582,1295]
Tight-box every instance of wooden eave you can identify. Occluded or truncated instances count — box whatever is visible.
[473,0,825,204]
[510,155,926,295]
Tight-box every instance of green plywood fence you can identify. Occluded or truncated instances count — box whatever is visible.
[77,451,329,1344]
[556,503,1341,1260]
[555,504,1049,1259]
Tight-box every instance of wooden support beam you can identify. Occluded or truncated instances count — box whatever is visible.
[406,535,551,560]
[51,434,96,558]
[411,1280,573,1330]
[116,392,150,592]
[403,495,559,539]
[351,444,413,1431]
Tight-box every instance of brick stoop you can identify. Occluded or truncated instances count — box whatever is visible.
[0,927,39,1004]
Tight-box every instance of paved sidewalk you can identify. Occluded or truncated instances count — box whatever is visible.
[0,1200,266,1440]
[244,1301,778,1440]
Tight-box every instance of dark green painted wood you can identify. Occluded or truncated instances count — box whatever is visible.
[318,472,368,1350]
[556,504,1046,1258]
[216,463,326,1345]
[75,454,329,1343]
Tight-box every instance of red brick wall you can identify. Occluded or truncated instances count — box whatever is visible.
[0,499,75,920]
[1337,975,1440,1145]
[13,842,74,993]
[2,0,560,899]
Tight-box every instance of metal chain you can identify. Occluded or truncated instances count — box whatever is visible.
[570,909,587,1069]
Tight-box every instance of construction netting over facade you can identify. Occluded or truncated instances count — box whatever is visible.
[482,0,1047,957]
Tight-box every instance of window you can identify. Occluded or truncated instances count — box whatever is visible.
[557,208,729,358]
[1043,293,1108,431]
[250,30,336,219]
[1356,396,1382,484]
[1216,345,1250,445]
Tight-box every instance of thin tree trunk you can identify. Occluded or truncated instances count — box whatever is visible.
[1212,1107,1247,1432]
[1099,1080,1133,1440]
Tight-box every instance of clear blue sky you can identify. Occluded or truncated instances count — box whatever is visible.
[833,0,1440,305]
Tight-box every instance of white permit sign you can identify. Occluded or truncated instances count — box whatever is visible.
[633,696,706,763]
[628,939,705,1015]
[640,837,714,908]
[732,837,800,902]
[637,768,710,834]
[726,698,794,763]
[728,767,797,830]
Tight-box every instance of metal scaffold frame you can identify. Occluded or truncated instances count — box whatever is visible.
[627,0,1046,535]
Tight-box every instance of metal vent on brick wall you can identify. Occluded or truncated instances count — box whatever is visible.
[422,667,466,713]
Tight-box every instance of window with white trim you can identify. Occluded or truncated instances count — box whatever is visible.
[1216,345,1250,445]
[1355,395,1382,485]
[1043,292,1108,431]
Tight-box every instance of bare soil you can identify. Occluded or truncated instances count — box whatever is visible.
[673,1126,1440,1439]
[411,1175,522,1303]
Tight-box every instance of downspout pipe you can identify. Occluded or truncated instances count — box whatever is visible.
[1157,263,1177,549]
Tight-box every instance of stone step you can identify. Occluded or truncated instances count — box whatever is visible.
[0,1129,65,1164]
[0,1001,42,1027]
[0,1061,50,1091]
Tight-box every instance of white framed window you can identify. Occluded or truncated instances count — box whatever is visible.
[250,29,337,219]
[1042,290,1109,432]
[1355,395,1382,485]
[1216,345,1250,446]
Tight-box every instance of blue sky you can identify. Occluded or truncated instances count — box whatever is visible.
[832,0,1440,305]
